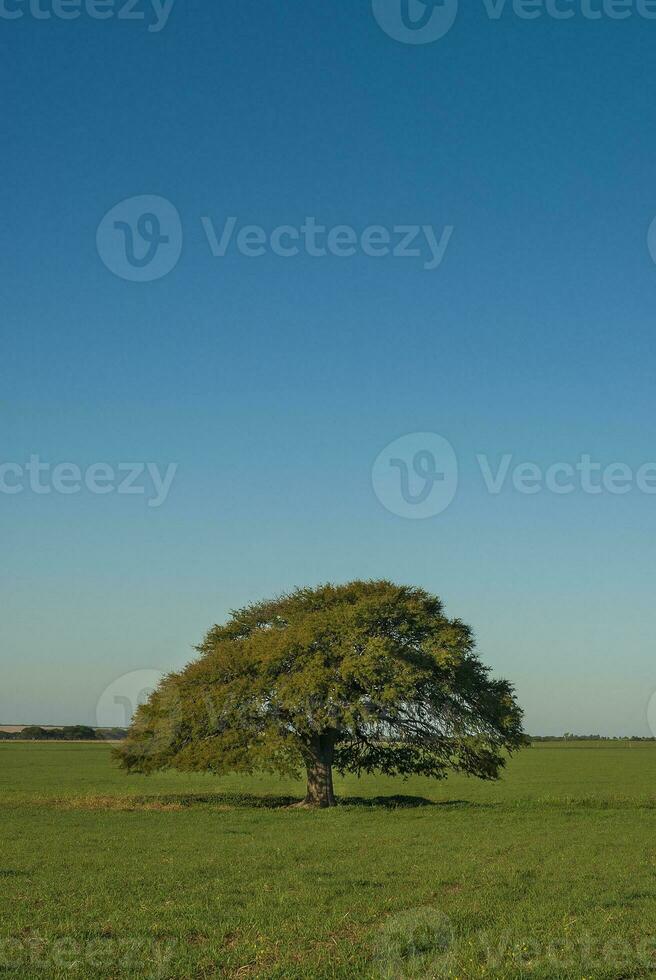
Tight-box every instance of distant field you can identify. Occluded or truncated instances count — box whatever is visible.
[2,742,656,978]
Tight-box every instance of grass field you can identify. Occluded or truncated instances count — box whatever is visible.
[3,742,656,978]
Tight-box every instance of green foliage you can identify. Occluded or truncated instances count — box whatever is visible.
[18,726,51,740]
[61,726,98,741]
[116,581,526,783]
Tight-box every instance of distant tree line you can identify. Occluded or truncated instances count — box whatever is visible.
[3,727,653,744]
[530,734,656,742]
[0,726,127,741]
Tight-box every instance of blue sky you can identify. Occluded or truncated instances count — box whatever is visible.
[3,0,656,735]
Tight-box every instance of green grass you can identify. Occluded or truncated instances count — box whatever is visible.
[2,743,656,978]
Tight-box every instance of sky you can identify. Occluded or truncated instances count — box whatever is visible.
[2,0,656,735]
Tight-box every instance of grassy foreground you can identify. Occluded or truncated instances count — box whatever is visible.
[2,743,656,978]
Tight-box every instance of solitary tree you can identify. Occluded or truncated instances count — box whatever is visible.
[116,581,525,807]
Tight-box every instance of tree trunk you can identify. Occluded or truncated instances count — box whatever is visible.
[302,734,336,808]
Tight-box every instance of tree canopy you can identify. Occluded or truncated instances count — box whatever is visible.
[116,581,526,806]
